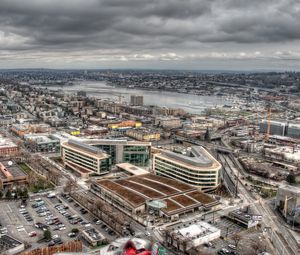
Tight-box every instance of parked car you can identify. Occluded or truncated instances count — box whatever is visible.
[28,231,37,237]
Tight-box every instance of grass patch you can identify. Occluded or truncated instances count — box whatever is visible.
[18,163,32,174]
[17,163,53,193]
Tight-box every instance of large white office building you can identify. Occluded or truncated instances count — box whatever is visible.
[153,146,222,190]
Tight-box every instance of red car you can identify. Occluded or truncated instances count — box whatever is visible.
[28,231,37,237]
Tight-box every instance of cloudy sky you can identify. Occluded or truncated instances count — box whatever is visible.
[0,0,300,70]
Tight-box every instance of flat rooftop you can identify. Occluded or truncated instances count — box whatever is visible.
[24,134,59,144]
[87,139,151,146]
[0,135,18,149]
[82,228,103,241]
[0,161,27,180]
[278,185,300,195]
[0,234,23,249]
[116,163,149,176]
[94,174,218,214]
[179,221,220,238]
[63,140,109,159]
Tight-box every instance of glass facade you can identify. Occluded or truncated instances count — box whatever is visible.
[94,144,150,166]
[123,145,150,166]
[94,144,117,164]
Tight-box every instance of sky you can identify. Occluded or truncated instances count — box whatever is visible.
[0,0,300,71]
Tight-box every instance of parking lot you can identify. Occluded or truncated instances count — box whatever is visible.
[0,192,119,251]
[0,200,42,248]
[54,193,118,242]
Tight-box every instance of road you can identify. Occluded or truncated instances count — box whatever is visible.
[220,151,299,255]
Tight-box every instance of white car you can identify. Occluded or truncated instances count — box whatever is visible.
[85,223,91,228]
[228,244,236,250]
[52,234,59,239]
[145,232,151,236]
[68,232,76,237]
[59,227,66,231]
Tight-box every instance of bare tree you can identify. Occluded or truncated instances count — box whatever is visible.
[232,233,243,248]
[64,178,77,193]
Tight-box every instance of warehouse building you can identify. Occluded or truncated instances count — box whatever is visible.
[153,146,222,190]
[91,173,218,221]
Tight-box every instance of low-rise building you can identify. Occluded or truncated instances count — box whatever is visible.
[81,228,105,247]
[11,123,51,137]
[0,235,25,255]
[125,128,160,142]
[264,146,300,163]
[155,116,182,129]
[24,134,60,152]
[0,115,15,126]
[0,136,19,157]
[91,173,218,221]
[165,221,221,252]
[0,161,28,189]
[227,209,261,228]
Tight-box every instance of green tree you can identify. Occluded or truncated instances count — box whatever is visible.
[22,188,29,198]
[16,187,22,198]
[286,173,296,184]
[5,189,12,199]
[71,228,79,233]
[43,229,52,240]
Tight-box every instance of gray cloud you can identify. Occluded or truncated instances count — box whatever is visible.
[0,0,299,69]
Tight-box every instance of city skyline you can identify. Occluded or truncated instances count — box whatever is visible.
[0,0,300,70]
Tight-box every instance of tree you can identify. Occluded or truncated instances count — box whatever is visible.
[16,187,22,198]
[43,229,52,240]
[71,228,79,233]
[5,189,12,199]
[232,233,242,248]
[204,127,211,142]
[22,187,29,198]
[286,173,296,184]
